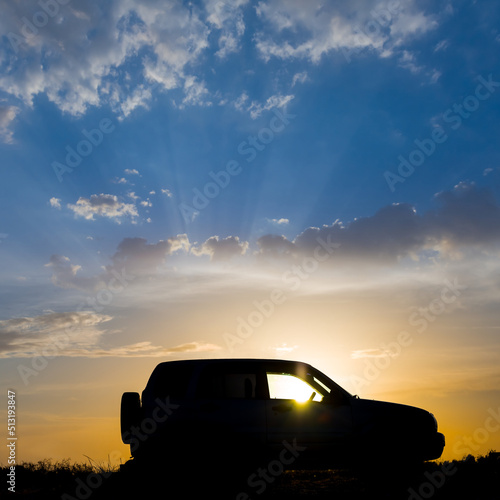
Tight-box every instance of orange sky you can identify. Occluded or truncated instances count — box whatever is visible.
[2,261,499,466]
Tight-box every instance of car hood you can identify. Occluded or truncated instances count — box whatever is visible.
[350,397,437,432]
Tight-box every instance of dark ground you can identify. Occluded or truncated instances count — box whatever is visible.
[1,451,499,500]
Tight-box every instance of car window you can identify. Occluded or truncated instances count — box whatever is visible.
[197,370,257,399]
[151,363,195,399]
[266,372,324,402]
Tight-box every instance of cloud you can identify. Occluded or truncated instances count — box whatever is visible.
[49,197,61,209]
[256,234,296,259]
[110,235,190,273]
[273,343,298,354]
[205,0,248,58]
[45,255,104,290]
[257,183,500,264]
[0,311,111,357]
[47,183,500,290]
[76,340,221,358]
[267,217,289,225]
[46,234,190,291]
[124,169,140,175]
[247,94,294,119]
[434,39,449,52]
[0,104,19,143]
[351,348,398,359]
[292,72,308,87]
[67,194,138,222]
[192,235,249,261]
[0,0,443,121]
[179,76,211,107]
[254,0,438,67]
[0,311,220,358]
[425,182,500,246]
[0,1,214,117]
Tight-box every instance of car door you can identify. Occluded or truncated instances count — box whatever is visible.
[264,362,352,458]
[191,361,267,452]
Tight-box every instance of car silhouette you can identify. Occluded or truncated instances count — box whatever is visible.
[120,358,445,470]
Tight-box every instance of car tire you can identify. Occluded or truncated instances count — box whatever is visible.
[121,392,141,444]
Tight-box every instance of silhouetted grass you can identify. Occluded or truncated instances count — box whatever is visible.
[1,451,498,499]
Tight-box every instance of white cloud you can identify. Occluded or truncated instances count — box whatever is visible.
[205,0,248,58]
[117,85,152,118]
[161,188,173,197]
[0,0,444,122]
[398,50,424,74]
[267,217,289,225]
[0,1,214,117]
[124,169,140,176]
[49,197,61,209]
[234,91,249,111]
[179,76,211,107]
[351,348,398,359]
[292,71,308,87]
[434,39,450,52]
[248,93,294,119]
[273,343,298,354]
[67,194,138,222]
[254,0,439,69]
[0,104,19,143]
[112,177,129,184]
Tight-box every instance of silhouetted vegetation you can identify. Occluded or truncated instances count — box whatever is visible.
[1,451,498,499]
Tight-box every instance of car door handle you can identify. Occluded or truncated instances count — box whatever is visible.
[272,403,293,413]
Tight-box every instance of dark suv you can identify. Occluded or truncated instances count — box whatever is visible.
[121,358,444,469]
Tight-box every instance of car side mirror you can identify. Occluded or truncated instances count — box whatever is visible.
[326,391,349,407]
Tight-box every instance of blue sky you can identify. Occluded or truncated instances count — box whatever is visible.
[1,0,500,464]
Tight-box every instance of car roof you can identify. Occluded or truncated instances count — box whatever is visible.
[151,358,312,369]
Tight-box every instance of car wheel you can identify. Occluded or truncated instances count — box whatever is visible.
[120,392,141,444]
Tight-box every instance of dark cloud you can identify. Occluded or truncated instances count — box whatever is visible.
[258,183,500,264]
[191,236,248,261]
[0,311,220,358]
[425,182,500,245]
[256,234,297,258]
[46,235,190,291]
[110,235,189,273]
[45,255,105,290]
